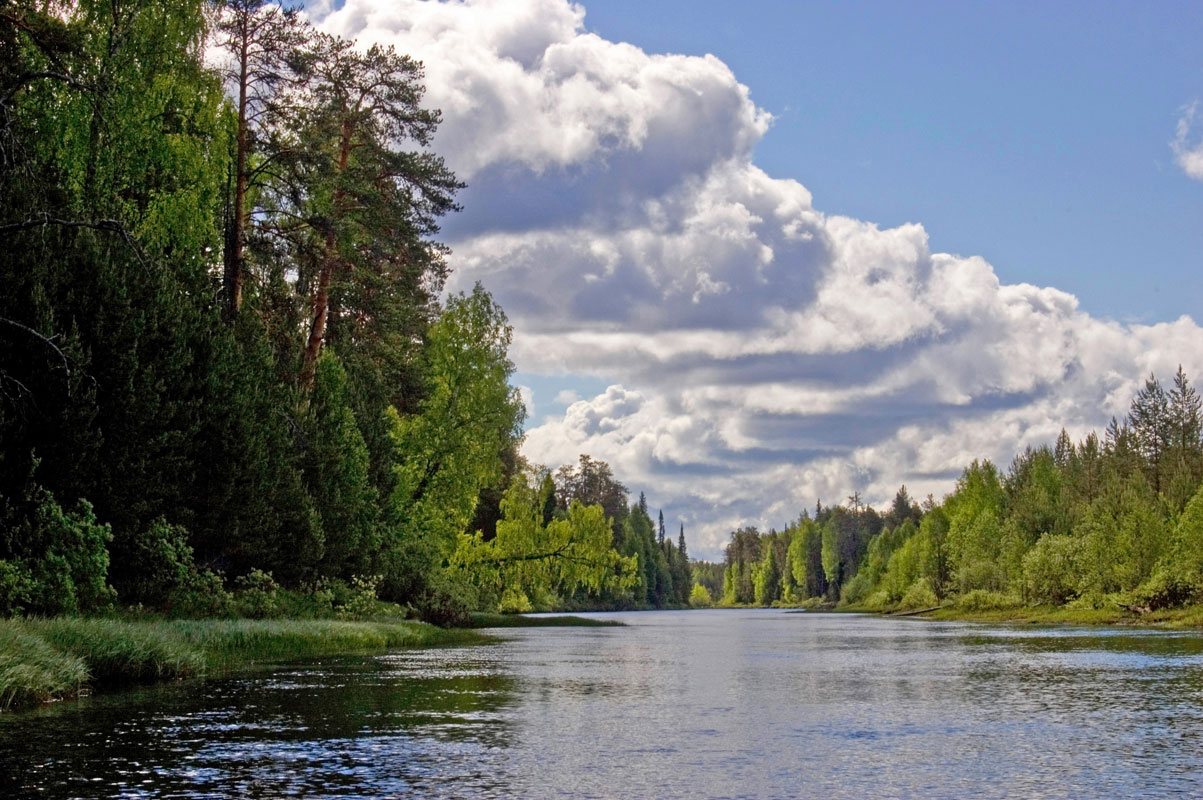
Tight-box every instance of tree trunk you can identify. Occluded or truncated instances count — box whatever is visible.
[299,120,354,391]
[223,19,250,321]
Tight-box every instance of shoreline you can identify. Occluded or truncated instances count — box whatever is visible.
[0,617,483,714]
[0,613,627,714]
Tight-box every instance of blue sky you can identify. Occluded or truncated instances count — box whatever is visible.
[316,0,1203,558]
[583,0,1203,324]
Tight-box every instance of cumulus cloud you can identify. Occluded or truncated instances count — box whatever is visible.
[1173,102,1203,181]
[317,0,1203,560]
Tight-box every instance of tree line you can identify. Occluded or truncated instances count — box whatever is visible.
[700,368,1203,613]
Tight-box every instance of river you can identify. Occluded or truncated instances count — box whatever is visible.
[3,609,1203,798]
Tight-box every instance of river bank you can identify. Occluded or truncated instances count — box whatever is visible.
[912,603,1203,628]
[0,617,483,713]
[0,613,626,713]
[823,598,1203,629]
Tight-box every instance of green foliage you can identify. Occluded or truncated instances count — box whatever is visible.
[955,589,1023,612]
[233,569,281,619]
[899,577,939,610]
[168,569,234,619]
[384,286,524,609]
[788,518,826,599]
[109,518,196,607]
[498,588,534,614]
[1020,534,1082,605]
[0,479,114,616]
[753,542,782,606]
[689,583,714,608]
[452,471,637,613]
[335,575,385,621]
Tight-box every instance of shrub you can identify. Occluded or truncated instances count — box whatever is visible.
[233,569,280,619]
[169,569,233,618]
[0,561,34,617]
[956,589,1023,611]
[111,518,196,606]
[0,483,115,616]
[337,575,384,620]
[899,577,939,610]
[840,571,874,605]
[1020,534,1082,605]
[498,587,533,614]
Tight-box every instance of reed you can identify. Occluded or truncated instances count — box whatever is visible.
[0,617,480,712]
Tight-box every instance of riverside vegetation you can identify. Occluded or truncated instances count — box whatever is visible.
[697,368,1203,626]
[3,0,1203,712]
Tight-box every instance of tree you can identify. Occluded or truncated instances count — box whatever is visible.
[451,470,637,612]
[788,517,826,599]
[555,455,628,545]
[382,286,524,606]
[289,33,462,392]
[753,542,782,605]
[1128,373,1172,491]
[212,0,309,319]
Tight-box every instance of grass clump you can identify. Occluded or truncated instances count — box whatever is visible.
[28,618,205,685]
[0,621,88,711]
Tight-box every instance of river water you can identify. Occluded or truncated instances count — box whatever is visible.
[3,610,1203,798]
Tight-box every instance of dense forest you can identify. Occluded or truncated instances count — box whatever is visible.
[701,369,1203,614]
[0,0,674,623]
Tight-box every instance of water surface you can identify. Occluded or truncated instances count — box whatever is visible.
[3,610,1203,798]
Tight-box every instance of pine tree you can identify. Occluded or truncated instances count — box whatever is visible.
[212,0,309,319]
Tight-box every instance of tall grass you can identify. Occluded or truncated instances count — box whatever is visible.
[0,621,88,711]
[1,617,478,712]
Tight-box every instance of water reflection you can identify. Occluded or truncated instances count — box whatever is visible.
[1,644,517,798]
[4,611,1203,798]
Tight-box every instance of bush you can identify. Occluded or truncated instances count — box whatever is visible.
[840,571,874,605]
[337,575,384,620]
[111,518,196,606]
[169,569,233,618]
[0,482,115,616]
[956,589,1023,611]
[1020,534,1082,605]
[232,569,280,619]
[955,559,1008,595]
[860,589,892,610]
[0,561,34,617]
[688,583,714,608]
[498,587,533,614]
[899,577,939,610]
[1134,568,1199,610]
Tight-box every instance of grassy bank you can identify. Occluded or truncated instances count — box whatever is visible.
[916,604,1203,629]
[0,617,481,713]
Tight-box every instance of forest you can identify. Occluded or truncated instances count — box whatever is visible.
[4,1,1203,629]
[702,369,1203,615]
[0,0,679,624]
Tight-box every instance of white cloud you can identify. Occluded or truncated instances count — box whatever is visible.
[1173,101,1203,181]
[553,389,580,405]
[317,0,1203,560]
